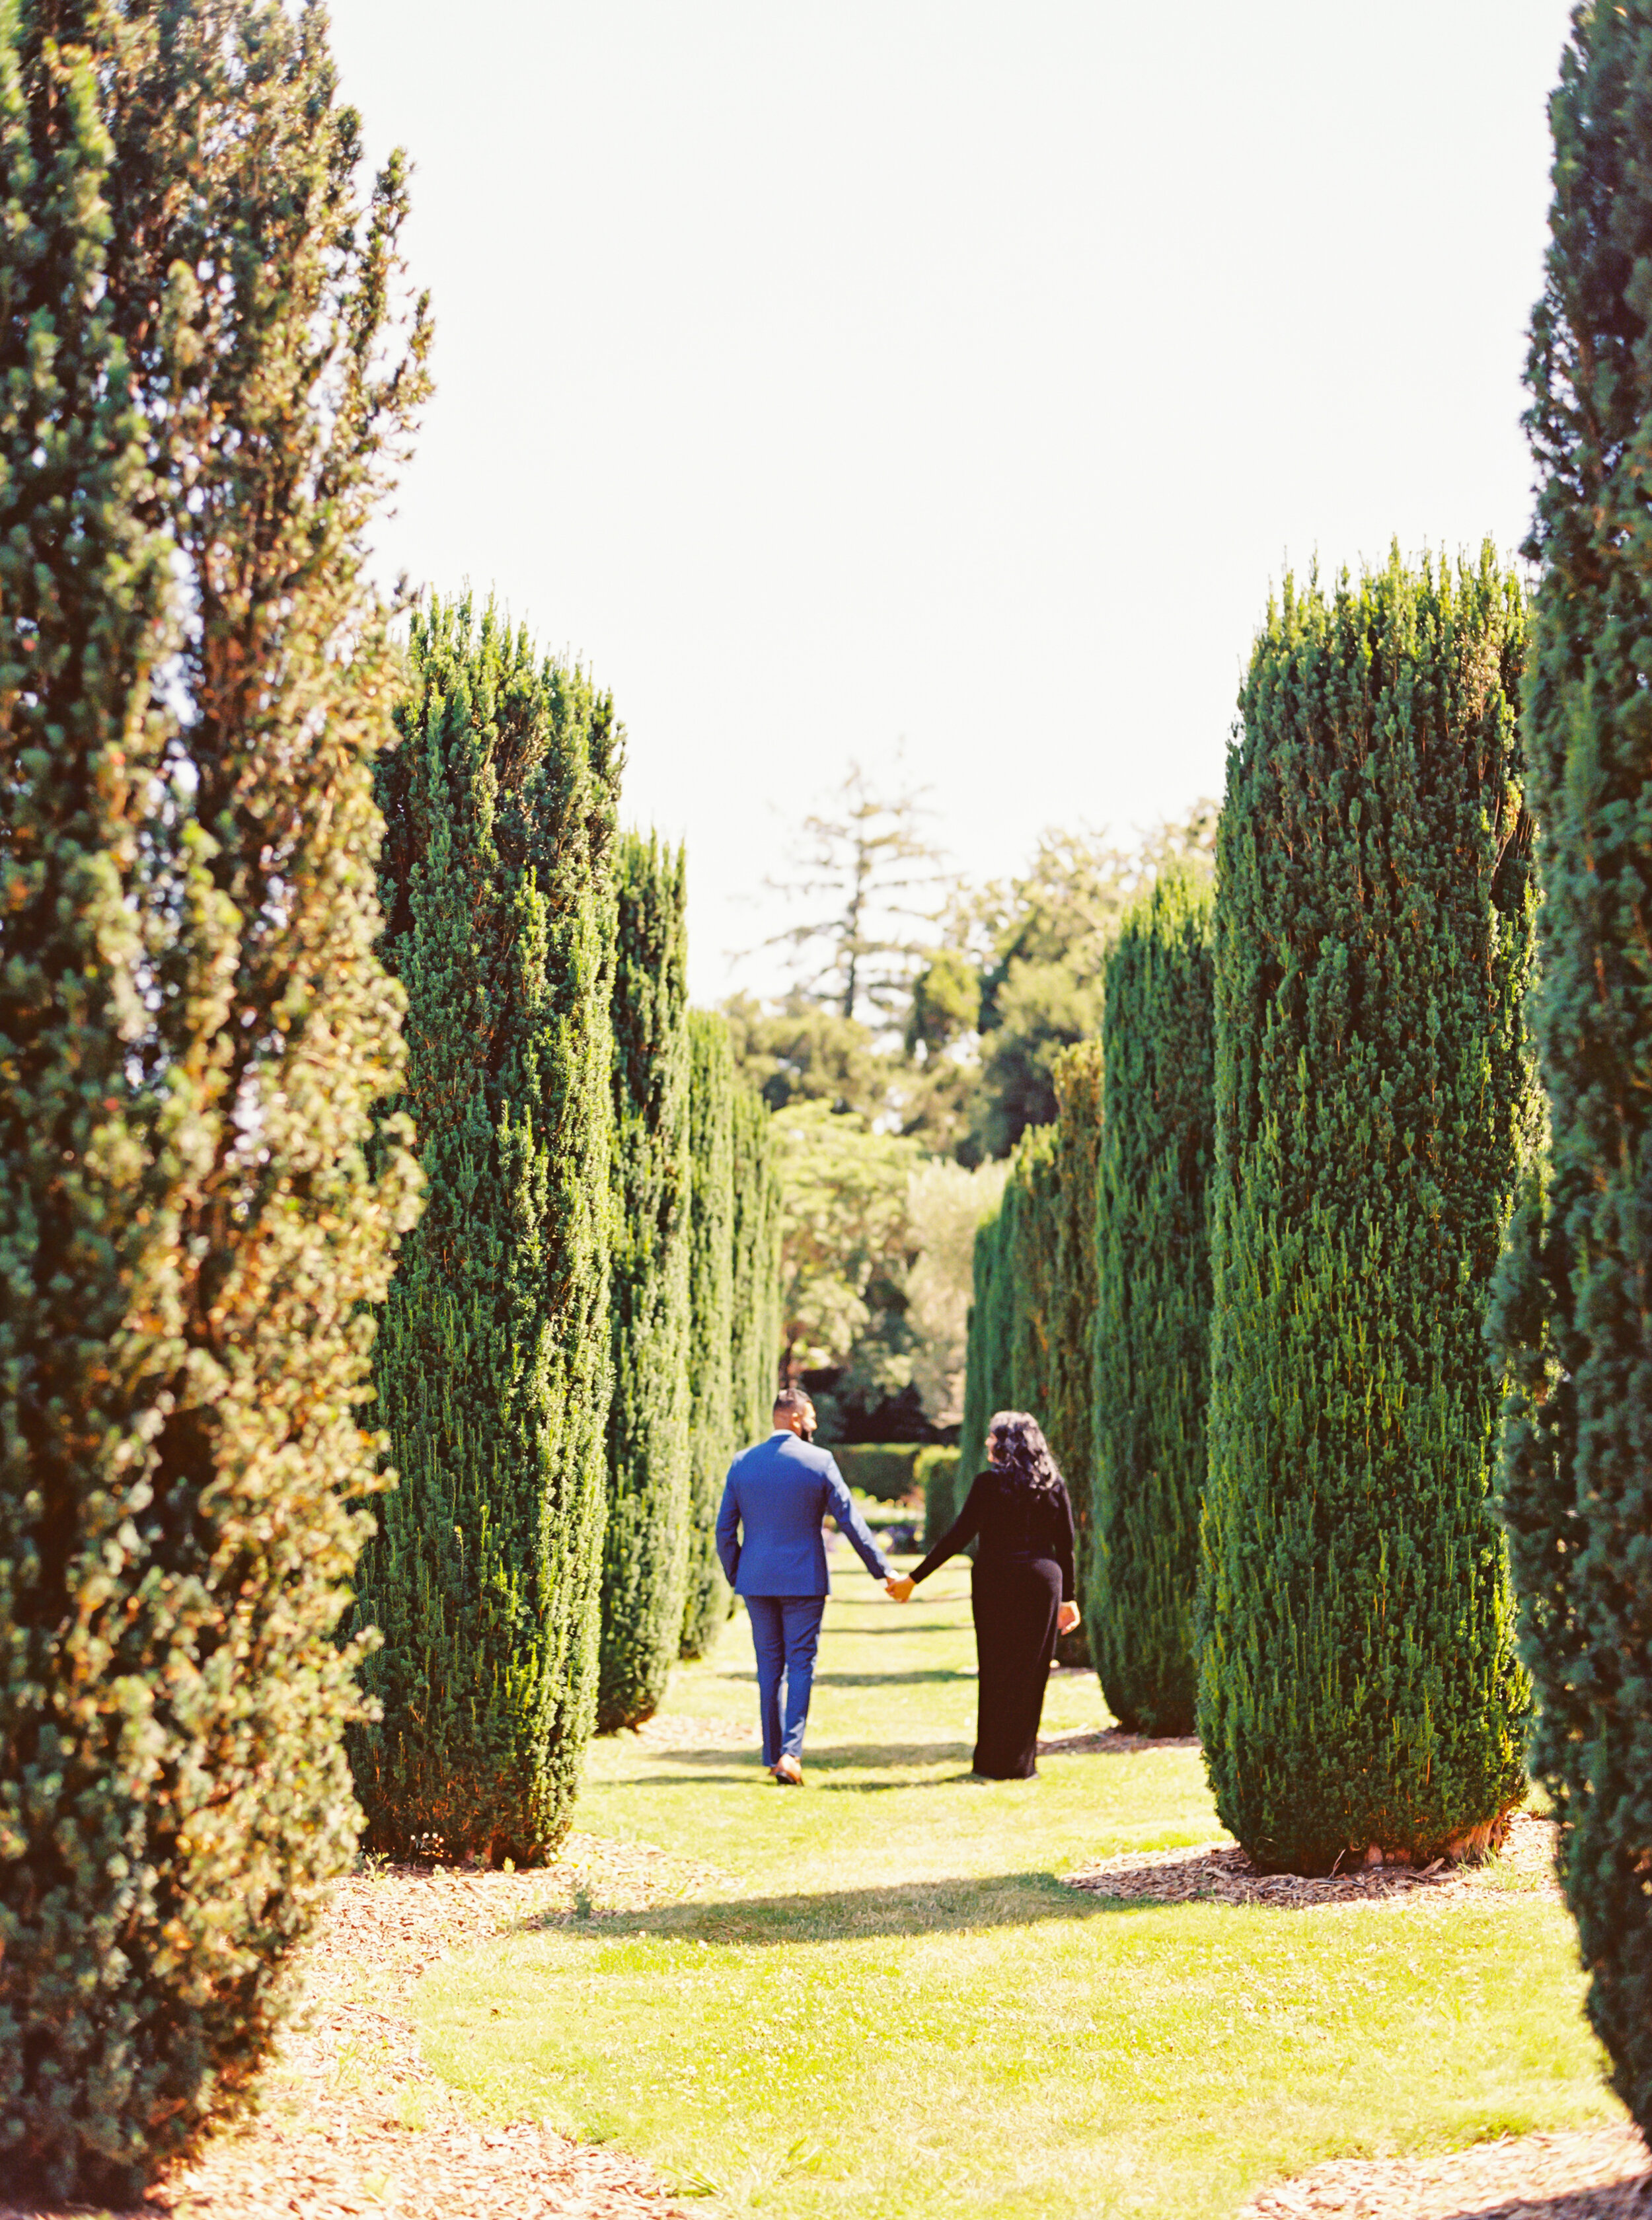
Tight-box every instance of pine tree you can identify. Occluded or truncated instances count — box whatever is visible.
[1491,0,1652,2139]
[0,2,428,2196]
[1200,546,1538,1875]
[352,599,620,1863]
[1091,868,1215,1733]
[681,1011,737,1658]
[600,834,693,1730]
[730,1083,783,1446]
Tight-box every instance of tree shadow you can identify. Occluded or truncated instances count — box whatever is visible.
[809,1668,969,1687]
[521,1870,1143,1946]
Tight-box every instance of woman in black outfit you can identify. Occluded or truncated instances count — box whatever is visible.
[891,1411,1078,1779]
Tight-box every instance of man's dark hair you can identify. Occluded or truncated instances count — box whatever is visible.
[773,1386,815,1419]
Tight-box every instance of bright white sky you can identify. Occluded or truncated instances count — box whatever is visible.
[328,0,1572,1005]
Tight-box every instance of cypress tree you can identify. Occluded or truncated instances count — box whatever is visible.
[1199,547,1538,1874]
[681,1011,737,1659]
[600,834,693,1730]
[959,1199,1007,1485]
[959,1125,1059,1480]
[1091,868,1215,1733]
[730,1082,783,1446]
[0,3,428,2196]
[1491,1,1652,2139]
[1049,1043,1104,1663]
[352,599,620,1863]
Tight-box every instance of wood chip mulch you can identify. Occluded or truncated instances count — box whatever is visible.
[1038,1725,1203,1758]
[1,1831,715,2220]
[1240,2123,1651,2217]
[1065,1808,1561,1910]
[625,1712,754,1752]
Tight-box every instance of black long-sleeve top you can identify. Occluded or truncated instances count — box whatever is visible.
[910,1469,1076,1600]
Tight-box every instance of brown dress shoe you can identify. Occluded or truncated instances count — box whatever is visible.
[770,1754,804,1786]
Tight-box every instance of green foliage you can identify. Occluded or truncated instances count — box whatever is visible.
[918,1447,964,1548]
[601,834,693,1732]
[772,1100,920,1375]
[831,1446,925,1501]
[969,811,1217,1160]
[354,599,619,1863]
[730,1083,783,1446]
[953,1062,1100,1658]
[1492,1,1652,2141]
[905,1158,1010,1424]
[1046,1045,1104,1664]
[1199,547,1538,1874]
[0,4,429,2196]
[724,992,893,1122]
[1091,870,1215,1734]
[681,1013,737,1659]
[957,1126,1059,1480]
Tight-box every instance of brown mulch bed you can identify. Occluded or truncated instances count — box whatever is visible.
[1039,1724,1203,1758]
[1,1833,712,2220]
[1240,2123,1651,2217]
[626,1711,754,1752]
[1065,1808,1561,1911]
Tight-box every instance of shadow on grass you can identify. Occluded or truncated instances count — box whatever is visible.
[524,1870,1145,1946]
[630,1740,975,1772]
[809,1668,970,1687]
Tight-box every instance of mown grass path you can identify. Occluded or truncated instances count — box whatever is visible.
[415,1563,1620,2218]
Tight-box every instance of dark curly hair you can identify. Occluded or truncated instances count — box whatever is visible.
[986,1411,1065,1496]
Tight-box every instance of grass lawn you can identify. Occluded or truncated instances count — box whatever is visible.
[414,1561,1620,2218]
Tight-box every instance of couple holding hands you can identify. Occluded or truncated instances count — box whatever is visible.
[714,1388,1079,1785]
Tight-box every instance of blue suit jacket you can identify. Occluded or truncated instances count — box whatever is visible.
[716,1432,893,1598]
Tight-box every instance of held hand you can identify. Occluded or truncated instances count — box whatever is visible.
[1057,1600,1080,1636]
[885,1575,916,1602]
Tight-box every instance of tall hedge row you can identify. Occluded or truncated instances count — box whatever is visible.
[681,1012,737,1659]
[0,5,428,2196]
[354,601,620,1863]
[730,1082,784,1444]
[1091,868,1215,1734]
[1491,1,1652,2139]
[956,1057,1100,1643]
[958,1127,1057,1483]
[599,834,693,1731]
[1199,548,1538,1875]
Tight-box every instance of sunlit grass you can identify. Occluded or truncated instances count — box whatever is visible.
[414,1568,1618,2218]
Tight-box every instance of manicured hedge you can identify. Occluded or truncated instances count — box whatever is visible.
[919,1446,965,1548]
[356,601,619,1864]
[599,834,693,1731]
[1199,547,1536,1874]
[1491,0,1652,2140]
[830,1444,926,1501]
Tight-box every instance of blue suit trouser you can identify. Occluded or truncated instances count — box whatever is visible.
[745,1595,827,1765]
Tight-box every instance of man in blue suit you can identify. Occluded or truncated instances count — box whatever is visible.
[716,1386,900,1784]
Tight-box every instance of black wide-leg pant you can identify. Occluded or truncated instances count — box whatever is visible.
[970,1553,1061,1779]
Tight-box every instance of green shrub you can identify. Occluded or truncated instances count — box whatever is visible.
[1199,547,1537,1874]
[1491,1,1652,2141]
[0,5,428,2196]
[681,1012,737,1659]
[599,834,693,1731]
[829,1444,924,1501]
[918,1448,964,1547]
[1091,868,1215,1734]
[730,1084,783,1446]
[959,1127,1057,1481]
[353,600,619,1863]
